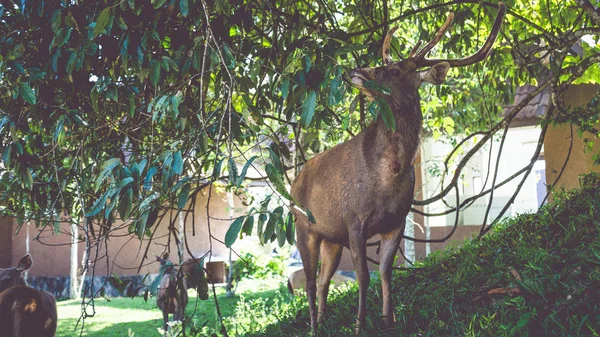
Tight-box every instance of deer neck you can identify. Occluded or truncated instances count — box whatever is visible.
[376,90,422,164]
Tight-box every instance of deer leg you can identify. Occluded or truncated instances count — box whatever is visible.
[348,228,369,336]
[379,222,405,327]
[296,228,321,334]
[317,240,343,323]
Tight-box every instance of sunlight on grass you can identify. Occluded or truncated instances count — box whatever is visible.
[56,277,291,337]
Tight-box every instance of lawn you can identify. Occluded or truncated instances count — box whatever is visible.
[56,277,293,337]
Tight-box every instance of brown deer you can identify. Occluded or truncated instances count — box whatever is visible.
[156,255,188,331]
[290,3,505,334]
[0,254,57,337]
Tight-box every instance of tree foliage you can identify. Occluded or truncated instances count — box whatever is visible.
[0,0,598,261]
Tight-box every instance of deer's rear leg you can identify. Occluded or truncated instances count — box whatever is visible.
[379,222,405,327]
[317,240,343,323]
[296,227,321,334]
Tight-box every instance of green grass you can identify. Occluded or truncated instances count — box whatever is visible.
[56,278,292,337]
[244,174,600,337]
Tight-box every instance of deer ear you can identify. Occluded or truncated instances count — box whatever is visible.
[16,254,32,272]
[420,62,450,85]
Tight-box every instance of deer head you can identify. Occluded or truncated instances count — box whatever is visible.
[0,254,32,293]
[350,3,506,102]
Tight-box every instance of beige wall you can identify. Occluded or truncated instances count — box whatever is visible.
[544,84,600,197]
[4,187,245,277]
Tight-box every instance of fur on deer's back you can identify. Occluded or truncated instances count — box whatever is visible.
[0,286,57,337]
[287,269,355,296]
[0,254,57,337]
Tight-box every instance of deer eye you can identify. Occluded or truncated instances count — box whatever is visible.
[390,68,400,76]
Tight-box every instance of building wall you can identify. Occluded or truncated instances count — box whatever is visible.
[0,216,13,268]
[421,126,544,228]
[6,186,245,278]
[544,84,600,197]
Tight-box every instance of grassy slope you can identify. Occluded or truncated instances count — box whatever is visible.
[250,174,600,337]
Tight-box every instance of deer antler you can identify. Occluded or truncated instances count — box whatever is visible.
[382,26,399,64]
[412,13,455,61]
[412,2,506,68]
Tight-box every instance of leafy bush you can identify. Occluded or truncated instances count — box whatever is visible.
[232,252,286,282]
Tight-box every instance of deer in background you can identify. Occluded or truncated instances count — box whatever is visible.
[156,254,188,331]
[0,254,57,337]
[291,3,506,334]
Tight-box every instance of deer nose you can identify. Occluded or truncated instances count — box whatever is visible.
[349,69,369,87]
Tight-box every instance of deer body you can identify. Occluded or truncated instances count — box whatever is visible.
[0,254,57,337]
[156,256,188,331]
[291,4,505,335]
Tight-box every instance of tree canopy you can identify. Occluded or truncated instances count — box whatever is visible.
[0,0,599,267]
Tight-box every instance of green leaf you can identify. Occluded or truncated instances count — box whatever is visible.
[328,67,344,106]
[236,155,258,188]
[302,54,311,73]
[212,158,224,180]
[363,80,391,95]
[172,151,183,175]
[162,56,179,72]
[276,212,286,247]
[51,9,62,32]
[286,212,295,245]
[257,213,267,245]
[263,206,283,244]
[86,191,110,217]
[180,0,189,17]
[301,90,317,128]
[95,158,121,192]
[376,97,396,131]
[119,187,133,220]
[177,183,190,210]
[21,167,34,190]
[116,177,134,188]
[150,61,161,88]
[265,163,293,200]
[136,210,149,239]
[105,188,121,219]
[94,7,112,38]
[228,157,238,184]
[19,83,36,105]
[144,166,158,190]
[281,77,290,99]
[241,215,254,236]
[53,27,72,49]
[225,216,245,247]
[54,116,66,142]
[222,45,235,69]
[268,148,283,174]
[152,0,167,9]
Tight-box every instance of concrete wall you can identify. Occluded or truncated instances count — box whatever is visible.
[0,216,12,268]
[544,84,600,196]
[3,186,245,278]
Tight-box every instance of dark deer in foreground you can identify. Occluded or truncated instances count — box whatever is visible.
[156,255,188,331]
[0,254,57,337]
[291,3,505,334]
